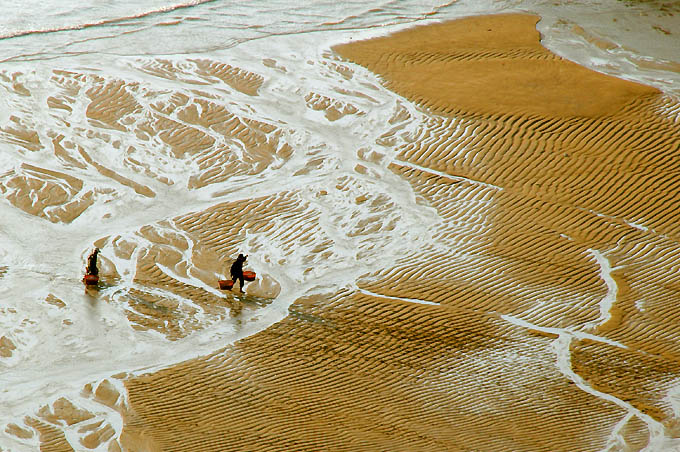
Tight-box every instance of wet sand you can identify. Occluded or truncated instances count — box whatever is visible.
[14,12,680,451]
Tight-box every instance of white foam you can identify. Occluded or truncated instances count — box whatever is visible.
[357,288,440,306]
[502,314,667,451]
[582,249,623,331]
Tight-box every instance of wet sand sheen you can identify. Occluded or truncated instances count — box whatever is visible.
[23,13,680,451]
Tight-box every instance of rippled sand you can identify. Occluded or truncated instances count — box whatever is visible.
[5,11,680,452]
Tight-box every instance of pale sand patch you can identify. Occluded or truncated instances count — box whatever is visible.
[10,380,128,452]
[0,115,41,152]
[190,59,265,96]
[32,13,677,452]
[97,192,299,340]
[0,335,16,358]
[0,163,95,223]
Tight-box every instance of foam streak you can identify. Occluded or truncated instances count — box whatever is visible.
[502,313,664,451]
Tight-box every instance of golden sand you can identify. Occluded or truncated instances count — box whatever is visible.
[20,380,127,451]
[19,13,680,451]
[114,291,627,451]
[334,14,658,118]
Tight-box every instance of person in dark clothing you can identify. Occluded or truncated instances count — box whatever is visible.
[86,248,100,276]
[230,253,248,293]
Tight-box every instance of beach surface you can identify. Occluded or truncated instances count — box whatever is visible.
[1,2,680,451]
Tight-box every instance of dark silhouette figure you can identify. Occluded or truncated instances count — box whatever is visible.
[86,248,100,276]
[230,254,248,293]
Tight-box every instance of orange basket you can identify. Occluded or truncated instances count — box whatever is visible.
[218,280,234,290]
[83,274,99,285]
[243,271,256,281]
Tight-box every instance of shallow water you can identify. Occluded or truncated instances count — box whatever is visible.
[0,1,678,450]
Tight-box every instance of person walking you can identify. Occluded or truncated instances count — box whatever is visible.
[86,248,100,276]
[230,254,248,293]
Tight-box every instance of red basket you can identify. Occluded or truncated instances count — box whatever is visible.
[83,274,99,285]
[243,271,256,281]
[218,280,234,290]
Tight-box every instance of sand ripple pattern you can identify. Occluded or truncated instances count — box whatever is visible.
[0,163,94,223]
[305,92,364,121]
[0,59,293,223]
[118,290,628,451]
[335,13,680,450]
[6,12,680,452]
[6,377,130,452]
[112,14,680,452]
